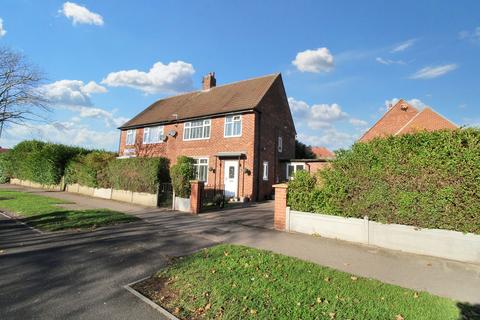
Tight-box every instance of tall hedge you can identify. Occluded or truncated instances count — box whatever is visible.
[0,152,11,183]
[7,140,88,185]
[288,129,480,234]
[107,157,170,193]
[170,156,195,198]
[65,151,117,188]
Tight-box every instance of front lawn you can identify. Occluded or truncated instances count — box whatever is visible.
[134,244,462,320]
[0,190,138,231]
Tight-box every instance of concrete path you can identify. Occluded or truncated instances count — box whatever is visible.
[1,184,479,320]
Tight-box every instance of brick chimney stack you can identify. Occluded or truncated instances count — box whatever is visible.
[202,72,216,90]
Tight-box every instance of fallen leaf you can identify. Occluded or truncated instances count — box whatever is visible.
[324,277,331,282]
[413,292,419,298]
[174,307,181,314]
[205,303,211,311]
[224,251,229,256]
[329,312,336,319]
[316,297,323,303]
[395,315,404,320]
[250,309,257,315]
[350,276,358,281]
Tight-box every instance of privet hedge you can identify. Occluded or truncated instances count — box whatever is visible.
[107,157,170,193]
[0,152,11,184]
[170,156,195,198]
[6,140,88,185]
[65,151,117,188]
[288,129,480,234]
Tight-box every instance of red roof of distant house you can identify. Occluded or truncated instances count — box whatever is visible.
[359,99,457,142]
[311,146,335,159]
[0,147,9,153]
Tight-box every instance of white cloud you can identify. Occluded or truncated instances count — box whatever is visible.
[375,57,406,65]
[310,103,347,121]
[60,2,104,26]
[39,80,126,127]
[459,27,480,43]
[0,18,6,37]
[391,39,416,53]
[349,118,368,127]
[102,61,195,94]
[3,121,118,151]
[410,64,457,80]
[292,48,334,73]
[298,130,357,150]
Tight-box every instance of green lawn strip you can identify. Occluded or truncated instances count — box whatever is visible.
[0,190,138,231]
[134,244,461,320]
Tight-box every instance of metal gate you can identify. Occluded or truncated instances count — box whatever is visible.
[157,183,173,208]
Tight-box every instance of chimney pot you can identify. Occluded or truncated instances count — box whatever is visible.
[202,72,216,90]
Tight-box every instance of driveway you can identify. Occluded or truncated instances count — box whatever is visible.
[1,185,480,319]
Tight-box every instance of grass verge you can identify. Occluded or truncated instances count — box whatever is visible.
[133,244,469,320]
[0,190,138,231]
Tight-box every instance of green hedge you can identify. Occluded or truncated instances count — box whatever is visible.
[65,151,117,188]
[7,140,88,185]
[288,129,480,234]
[107,157,170,193]
[0,152,11,184]
[170,156,195,198]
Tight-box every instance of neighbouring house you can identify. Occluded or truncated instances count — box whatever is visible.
[0,147,9,153]
[359,99,457,142]
[311,146,335,159]
[118,73,296,201]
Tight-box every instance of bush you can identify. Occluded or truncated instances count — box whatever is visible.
[0,152,11,183]
[7,140,88,185]
[107,157,169,193]
[65,151,117,188]
[288,129,480,234]
[287,170,325,213]
[170,156,195,198]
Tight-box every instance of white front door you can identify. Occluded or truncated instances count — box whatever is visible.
[223,160,239,198]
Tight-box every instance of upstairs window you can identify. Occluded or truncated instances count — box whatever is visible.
[278,136,283,153]
[184,119,211,140]
[143,126,164,144]
[224,115,242,137]
[193,158,208,182]
[263,161,269,181]
[125,129,136,145]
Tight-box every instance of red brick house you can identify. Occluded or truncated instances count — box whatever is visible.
[311,146,335,159]
[118,73,296,201]
[359,99,457,142]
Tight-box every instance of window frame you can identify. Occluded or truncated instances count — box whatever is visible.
[125,129,136,146]
[224,114,242,138]
[183,119,211,141]
[286,162,306,180]
[278,136,283,153]
[262,161,269,181]
[142,125,164,144]
[193,157,209,183]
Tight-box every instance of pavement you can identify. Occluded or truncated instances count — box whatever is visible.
[1,184,480,319]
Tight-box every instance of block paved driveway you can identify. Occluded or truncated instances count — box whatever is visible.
[1,185,479,319]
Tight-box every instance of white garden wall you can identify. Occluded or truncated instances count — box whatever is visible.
[288,208,480,264]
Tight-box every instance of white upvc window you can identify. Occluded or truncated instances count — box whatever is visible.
[286,162,306,180]
[125,129,136,145]
[193,158,209,183]
[278,136,283,153]
[143,125,164,144]
[183,119,211,140]
[224,115,242,137]
[263,161,269,181]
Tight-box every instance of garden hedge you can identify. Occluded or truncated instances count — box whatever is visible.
[65,151,117,188]
[288,129,480,234]
[7,140,88,185]
[170,156,195,198]
[0,152,11,184]
[107,157,170,193]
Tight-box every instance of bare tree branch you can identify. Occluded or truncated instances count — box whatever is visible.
[0,46,50,138]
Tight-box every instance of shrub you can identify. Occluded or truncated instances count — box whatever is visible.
[288,129,480,234]
[107,157,169,193]
[7,140,88,185]
[65,151,117,188]
[0,152,11,183]
[170,156,195,198]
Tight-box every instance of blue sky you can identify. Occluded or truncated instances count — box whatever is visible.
[1,0,479,151]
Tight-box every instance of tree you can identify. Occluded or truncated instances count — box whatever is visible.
[0,47,49,138]
[295,139,316,159]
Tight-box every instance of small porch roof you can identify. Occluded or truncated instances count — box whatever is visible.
[215,151,246,157]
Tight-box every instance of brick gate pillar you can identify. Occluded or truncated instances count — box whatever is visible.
[273,183,288,231]
[190,180,204,215]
